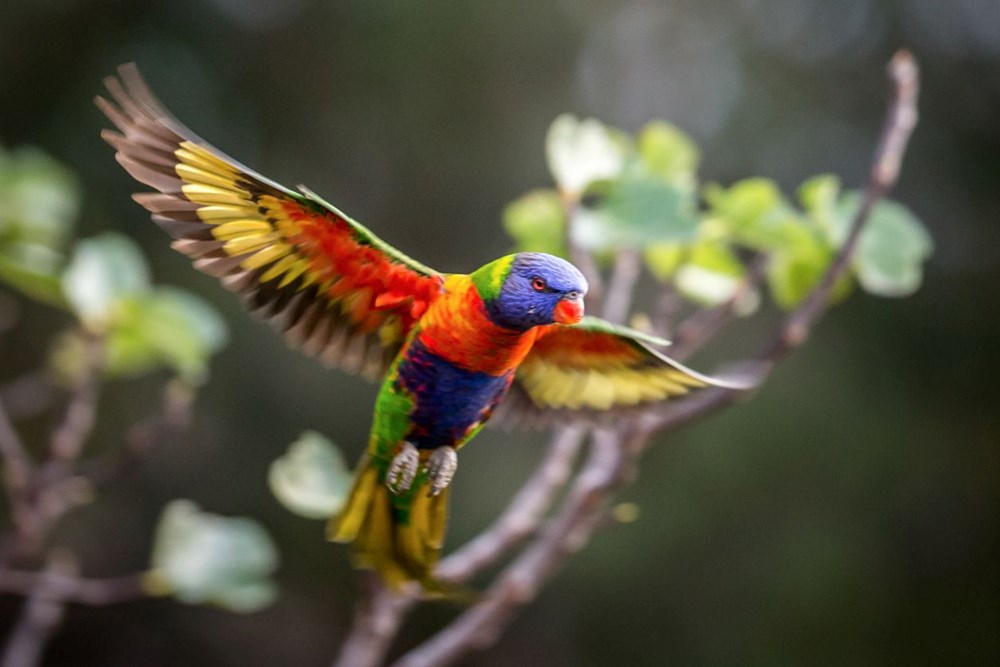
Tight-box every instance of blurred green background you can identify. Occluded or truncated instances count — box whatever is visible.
[1,0,998,665]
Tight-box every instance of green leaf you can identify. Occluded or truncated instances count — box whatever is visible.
[149,500,279,613]
[703,178,805,251]
[502,189,568,257]
[0,146,79,304]
[269,431,353,519]
[61,233,150,331]
[546,114,629,197]
[643,243,683,282]
[836,193,933,297]
[674,242,757,311]
[572,172,698,251]
[637,121,699,189]
[0,146,80,248]
[0,246,66,306]
[105,287,229,382]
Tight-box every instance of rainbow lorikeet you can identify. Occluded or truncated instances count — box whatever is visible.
[96,64,738,592]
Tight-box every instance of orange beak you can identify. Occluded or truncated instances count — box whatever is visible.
[553,297,584,325]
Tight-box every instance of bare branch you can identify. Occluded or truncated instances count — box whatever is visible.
[437,425,585,583]
[0,567,148,606]
[761,50,918,361]
[563,198,605,311]
[392,430,625,667]
[600,249,641,325]
[388,49,920,667]
[0,553,73,667]
[80,379,195,488]
[0,373,55,422]
[332,575,415,667]
[650,282,683,339]
[670,254,769,361]
[48,334,103,463]
[330,427,586,667]
[0,398,33,518]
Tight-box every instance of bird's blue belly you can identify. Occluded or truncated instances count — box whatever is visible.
[396,338,511,449]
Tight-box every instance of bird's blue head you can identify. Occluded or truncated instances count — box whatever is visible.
[471,253,588,331]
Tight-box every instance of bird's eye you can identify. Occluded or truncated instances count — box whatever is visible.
[531,277,547,292]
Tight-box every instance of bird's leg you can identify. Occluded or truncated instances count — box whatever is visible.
[386,441,419,495]
[425,446,458,497]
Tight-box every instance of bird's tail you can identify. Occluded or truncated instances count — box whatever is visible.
[328,452,455,595]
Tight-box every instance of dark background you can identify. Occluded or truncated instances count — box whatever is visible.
[1,0,998,665]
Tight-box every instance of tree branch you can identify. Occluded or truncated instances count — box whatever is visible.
[47,333,103,464]
[437,425,586,583]
[388,49,920,667]
[391,430,626,667]
[330,426,587,667]
[0,567,148,606]
[670,253,769,361]
[601,249,641,325]
[0,553,73,667]
[332,575,415,667]
[0,398,33,524]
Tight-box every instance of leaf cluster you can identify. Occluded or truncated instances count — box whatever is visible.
[505,115,932,311]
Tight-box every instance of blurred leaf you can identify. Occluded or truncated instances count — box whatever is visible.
[149,500,279,613]
[704,178,805,251]
[764,235,853,310]
[269,431,353,519]
[503,189,568,257]
[767,248,827,309]
[62,233,149,331]
[0,145,79,247]
[643,243,683,282]
[0,247,65,306]
[572,172,698,251]
[836,193,933,297]
[798,174,841,240]
[637,121,699,189]
[104,287,229,382]
[675,242,751,307]
[546,114,629,197]
[0,146,79,304]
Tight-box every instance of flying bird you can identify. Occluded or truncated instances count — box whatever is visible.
[96,64,743,592]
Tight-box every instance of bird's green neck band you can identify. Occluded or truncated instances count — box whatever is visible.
[470,254,515,304]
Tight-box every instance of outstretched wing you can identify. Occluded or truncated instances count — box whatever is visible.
[96,64,443,380]
[497,317,746,428]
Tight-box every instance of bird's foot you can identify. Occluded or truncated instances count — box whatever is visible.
[386,441,419,495]
[425,446,458,497]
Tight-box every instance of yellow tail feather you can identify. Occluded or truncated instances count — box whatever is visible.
[328,452,459,596]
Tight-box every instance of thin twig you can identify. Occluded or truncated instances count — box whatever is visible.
[437,425,586,583]
[80,379,195,488]
[670,254,769,361]
[389,49,920,667]
[761,50,918,361]
[600,249,641,325]
[330,427,587,667]
[48,333,103,463]
[0,567,148,606]
[563,198,605,311]
[392,430,625,667]
[0,553,74,667]
[0,373,55,422]
[650,282,683,339]
[0,398,33,517]
[332,575,414,667]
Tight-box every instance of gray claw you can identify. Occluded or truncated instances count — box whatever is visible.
[425,446,458,497]
[386,441,419,495]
